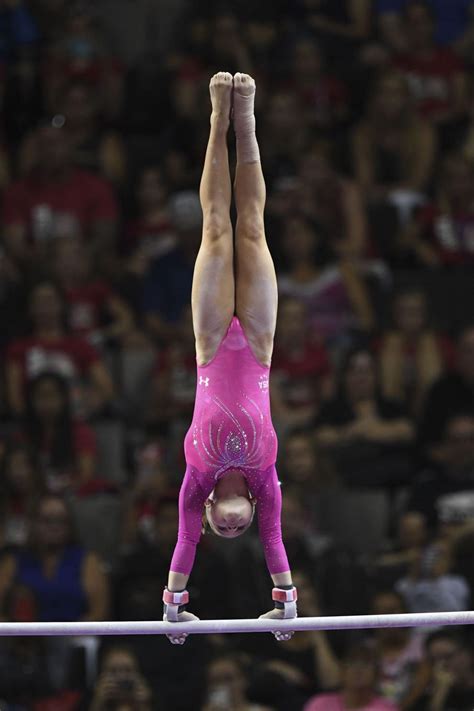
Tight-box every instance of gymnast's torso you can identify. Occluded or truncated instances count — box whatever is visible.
[184,315,278,480]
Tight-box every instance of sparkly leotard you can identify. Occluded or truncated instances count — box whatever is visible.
[170,316,290,576]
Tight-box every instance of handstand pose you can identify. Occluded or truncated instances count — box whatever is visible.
[163,72,297,644]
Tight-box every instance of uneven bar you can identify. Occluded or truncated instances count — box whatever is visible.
[1,611,474,637]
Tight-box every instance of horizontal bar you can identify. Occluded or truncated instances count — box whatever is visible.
[1,611,474,637]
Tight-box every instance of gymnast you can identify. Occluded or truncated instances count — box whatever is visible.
[163,72,297,645]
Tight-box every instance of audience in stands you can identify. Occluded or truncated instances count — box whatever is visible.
[304,640,399,711]
[0,0,472,707]
[0,494,109,622]
[5,280,115,418]
[315,347,414,486]
[374,286,454,412]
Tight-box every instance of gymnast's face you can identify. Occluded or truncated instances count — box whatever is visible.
[206,496,254,538]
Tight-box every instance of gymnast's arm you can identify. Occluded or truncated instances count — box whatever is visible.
[167,465,209,592]
[255,465,293,588]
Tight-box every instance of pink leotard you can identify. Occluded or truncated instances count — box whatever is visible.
[170,316,290,577]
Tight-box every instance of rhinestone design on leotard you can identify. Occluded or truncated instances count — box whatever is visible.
[191,391,275,479]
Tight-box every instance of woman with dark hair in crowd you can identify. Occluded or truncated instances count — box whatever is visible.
[277,215,374,353]
[23,372,98,494]
[203,653,271,711]
[315,347,414,486]
[163,72,297,645]
[296,140,368,259]
[353,71,436,206]
[0,442,42,550]
[89,644,152,711]
[401,152,474,267]
[5,279,114,417]
[316,347,414,448]
[374,286,454,413]
[304,640,399,711]
[0,493,109,622]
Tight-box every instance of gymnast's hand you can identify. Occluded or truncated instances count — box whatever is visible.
[259,607,296,642]
[163,610,200,646]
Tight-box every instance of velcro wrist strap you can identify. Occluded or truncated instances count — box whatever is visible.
[163,588,189,605]
[272,586,298,603]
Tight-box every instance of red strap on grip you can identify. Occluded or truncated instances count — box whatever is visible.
[163,589,189,605]
[272,587,298,603]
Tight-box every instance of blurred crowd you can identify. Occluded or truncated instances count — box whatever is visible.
[0,0,474,709]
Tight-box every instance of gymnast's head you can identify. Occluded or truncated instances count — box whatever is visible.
[205,469,255,538]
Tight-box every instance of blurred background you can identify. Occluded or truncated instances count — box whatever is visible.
[0,0,473,709]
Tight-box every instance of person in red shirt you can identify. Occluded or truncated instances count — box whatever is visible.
[5,280,115,417]
[271,297,333,430]
[289,37,350,133]
[53,237,133,344]
[123,165,176,261]
[392,2,468,125]
[3,123,118,268]
[402,152,474,266]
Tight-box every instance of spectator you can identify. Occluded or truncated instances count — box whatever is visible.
[141,304,196,433]
[287,37,350,134]
[42,1,124,120]
[202,653,271,711]
[22,372,101,494]
[366,590,426,708]
[373,511,429,590]
[280,429,340,506]
[143,190,201,345]
[277,216,374,352]
[315,347,414,487]
[395,537,470,613]
[5,280,115,417]
[123,165,176,261]
[392,2,468,128]
[352,71,435,231]
[407,412,474,528]
[304,640,399,711]
[250,569,340,708]
[271,297,333,431]
[260,90,310,183]
[411,629,474,711]
[0,493,109,621]
[89,644,152,711]
[2,123,118,267]
[401,153,474,267]
[418,324,474,452]
[116,493,232,622]
[53,237,133,345]
[0,441,41,549]
[297,141,368,259]
[120,439,170,550]
[19,81,127,185]
[374,287,454,412]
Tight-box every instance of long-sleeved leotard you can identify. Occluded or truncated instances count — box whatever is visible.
[170,316,290,577]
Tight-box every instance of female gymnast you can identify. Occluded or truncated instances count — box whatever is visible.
[163,72,297,645]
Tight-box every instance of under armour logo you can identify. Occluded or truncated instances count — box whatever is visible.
[199,376,209,387]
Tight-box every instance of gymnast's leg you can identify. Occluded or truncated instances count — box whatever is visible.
[233,73,278,369]
[233,73,293,601]
[192,71,235,366]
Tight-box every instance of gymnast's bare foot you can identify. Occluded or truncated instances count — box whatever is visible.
[209,71,233,128]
